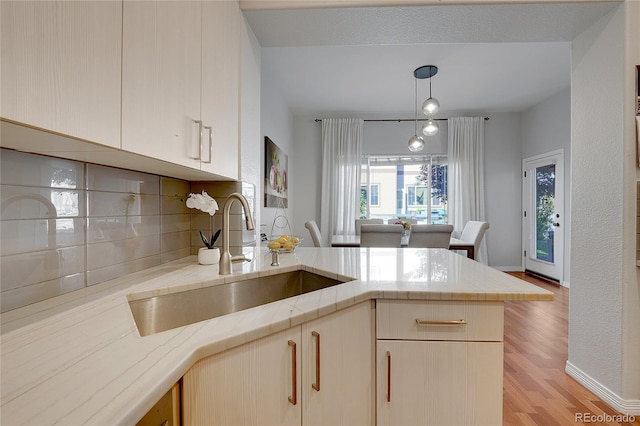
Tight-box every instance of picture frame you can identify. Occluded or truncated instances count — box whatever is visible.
[264,136,288,207]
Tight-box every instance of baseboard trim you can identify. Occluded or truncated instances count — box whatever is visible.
[492,266,523,272]
[565,361,640,415]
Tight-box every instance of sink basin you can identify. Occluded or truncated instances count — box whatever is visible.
[128,270,351,336]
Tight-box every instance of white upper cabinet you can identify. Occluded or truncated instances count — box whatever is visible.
[1,1,121,148]
[200,0,241,180]
[122,0,241,179]
[121,1,202,170]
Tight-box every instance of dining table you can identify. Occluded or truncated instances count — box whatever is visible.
[331,234,476,260]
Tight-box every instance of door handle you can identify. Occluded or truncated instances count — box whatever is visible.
[312,331,320,391]
[203,126,212,164]
[288,340,297,405]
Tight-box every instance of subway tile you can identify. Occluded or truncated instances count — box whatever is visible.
[0,149,84,188]
[87,191,159,217]
[161,230,191,254]
[161,193,190,215]
[1,247,85,291]
[87,164,159,194]
[87,215,160,244]
[161,247,191,264]
[86,255,161,286]
[161,213,190,234]
[1,273,85,313]
[161,177,190,198]
[1,218,85,255]
[86,235,160,270]
[190,181,241,198]
[1,185,85,220]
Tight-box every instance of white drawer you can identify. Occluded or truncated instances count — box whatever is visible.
[376,300,504,342]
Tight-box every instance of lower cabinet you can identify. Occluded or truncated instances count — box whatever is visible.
[376,340,503,425]
[376,300,504,425]
[182,301,373,425]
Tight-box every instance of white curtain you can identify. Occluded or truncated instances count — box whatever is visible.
[447,117,488,264]
[320,118,364,244]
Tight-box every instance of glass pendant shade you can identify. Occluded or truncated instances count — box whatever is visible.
[422,119,439,136]
[408,134,425,152]
[422,97,440,115]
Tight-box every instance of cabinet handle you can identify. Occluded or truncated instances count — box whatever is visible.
[192,119,203,160]
[288,340,297,405]
[203,125,213,164]
[386,350,391,402]
[312,331,320,391]
[415,319,467,326]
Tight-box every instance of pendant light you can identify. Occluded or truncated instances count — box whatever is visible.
[408,73,425,152]
[414,65,440,137]
[422,118,439,136]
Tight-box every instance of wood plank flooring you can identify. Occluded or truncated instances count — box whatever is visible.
[503,272,639,425]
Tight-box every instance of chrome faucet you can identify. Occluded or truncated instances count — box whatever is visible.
[219,192,255,275]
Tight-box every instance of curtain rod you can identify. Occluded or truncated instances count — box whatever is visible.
[314,117,489,123]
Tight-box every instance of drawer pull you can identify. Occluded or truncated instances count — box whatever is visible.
[312,331,320,391]
[415,319,467,326]
[288,340,297,405]
[386,350,391,402]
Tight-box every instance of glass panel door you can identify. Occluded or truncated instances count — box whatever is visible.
[523,151,564,282]
[534,164,556,263]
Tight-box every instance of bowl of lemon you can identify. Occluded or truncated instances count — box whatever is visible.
[267,234,302,253]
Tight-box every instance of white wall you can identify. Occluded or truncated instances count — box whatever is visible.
[522,87,572,285]
[483,113,523,270]
[623,0,640,405]
[240,16,262,242]
[260,62,294,239]
[568,2,640,410]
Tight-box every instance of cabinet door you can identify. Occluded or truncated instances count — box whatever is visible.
[182,326,301,426]
[200,0,240,179]
[1,1,121,148]
[122,1,201,170]
[302,302,374,426]
[377,340,503,426]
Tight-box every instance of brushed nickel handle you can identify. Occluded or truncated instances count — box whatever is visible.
[415,319,467,326]
[312,331,320,391]
[192,119,203,160]
[288,340,297,405]
[203,125,212,164]
[386,350,391,402]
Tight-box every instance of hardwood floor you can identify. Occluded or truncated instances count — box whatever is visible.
[503,272,639,425]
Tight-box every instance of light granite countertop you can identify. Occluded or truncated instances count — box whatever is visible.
[0,247,553,425]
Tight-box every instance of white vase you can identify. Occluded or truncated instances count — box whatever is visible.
[198,247,220,265]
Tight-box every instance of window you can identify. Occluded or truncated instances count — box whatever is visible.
[370,184,380,206]
[360,155,448,224]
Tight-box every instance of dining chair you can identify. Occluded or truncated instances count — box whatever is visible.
[407,224,454,248]
[452,221,490,259]
[305,220,324,247]
[360,224,403,248]
[355,218,384,235]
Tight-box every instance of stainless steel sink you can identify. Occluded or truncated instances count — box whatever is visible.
[128,270,350,336]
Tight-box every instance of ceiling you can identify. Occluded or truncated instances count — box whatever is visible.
[243,2,619,115]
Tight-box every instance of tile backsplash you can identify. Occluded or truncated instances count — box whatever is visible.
[0,149,252,313]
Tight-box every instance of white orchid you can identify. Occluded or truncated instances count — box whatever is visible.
[186,191,219,216]
[186,191,220,249]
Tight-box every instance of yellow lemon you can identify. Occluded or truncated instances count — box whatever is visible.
[277,235,289,244]
[268,240,281,250]
[291,236,300,246]
[283,242,294,251]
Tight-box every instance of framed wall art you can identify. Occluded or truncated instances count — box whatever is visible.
[264,136,288,208]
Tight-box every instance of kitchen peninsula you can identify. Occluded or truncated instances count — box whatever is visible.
[0,247,553,425]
